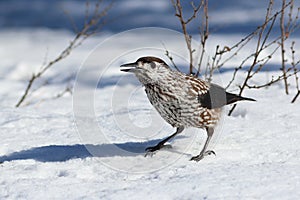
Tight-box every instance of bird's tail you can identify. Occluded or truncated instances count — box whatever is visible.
[226,92,256,105]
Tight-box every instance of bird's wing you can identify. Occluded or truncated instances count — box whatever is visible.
[197,83,227,109]
[184,76,224,109]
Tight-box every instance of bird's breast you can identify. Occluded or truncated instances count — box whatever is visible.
[144,83,221,128]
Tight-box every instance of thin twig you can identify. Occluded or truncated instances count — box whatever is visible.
[246,68,299,89]
[291,41,300,103]
[196,0,209,77]
[224,1,291,91]
[228,0,275,116]
[205,45,219,82]
[172,0,204,74]
[186,1,204,24]
[291,91,300,103]
[162,43,180,71]
[280,0,289,94]
[15,0,112,107]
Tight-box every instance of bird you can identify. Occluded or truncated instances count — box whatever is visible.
[120,56,255,161]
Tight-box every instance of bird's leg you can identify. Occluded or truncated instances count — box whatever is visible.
[145,126,184,156]
[190,127,216,162]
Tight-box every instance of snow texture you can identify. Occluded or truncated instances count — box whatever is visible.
[1,1,300,199]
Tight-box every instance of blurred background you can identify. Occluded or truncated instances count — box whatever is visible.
[0,0,281,34]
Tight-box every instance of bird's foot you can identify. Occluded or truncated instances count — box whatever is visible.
[190,150,216,162]
[144,144,172,157]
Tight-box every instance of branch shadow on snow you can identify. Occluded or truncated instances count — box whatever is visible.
[0,139,166,163]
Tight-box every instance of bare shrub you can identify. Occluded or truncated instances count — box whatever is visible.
[15,0,112,107]
[170,0,300,115]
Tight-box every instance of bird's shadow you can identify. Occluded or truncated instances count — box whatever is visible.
[0,139,170,163]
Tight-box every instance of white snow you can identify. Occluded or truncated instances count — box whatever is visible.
[0,27,300,200]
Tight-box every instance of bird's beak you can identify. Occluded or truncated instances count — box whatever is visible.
[120,62,137,72]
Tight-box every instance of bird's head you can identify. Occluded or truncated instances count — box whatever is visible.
[120,56,171,85]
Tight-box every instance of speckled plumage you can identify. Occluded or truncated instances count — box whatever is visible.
[144,72,222,129]
[120,56,255,161]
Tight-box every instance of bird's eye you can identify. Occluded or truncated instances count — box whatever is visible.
[150,62,156,69]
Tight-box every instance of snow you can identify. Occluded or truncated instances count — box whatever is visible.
[1,2,300,199]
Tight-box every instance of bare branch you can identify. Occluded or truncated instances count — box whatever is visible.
[228,0,276,115]
[196,0,209,77]
[186,1,204,24]
[246,68,299,89]
[172,0,205,75]
[291,41,300,103]
[280,0,289,94]
[162,43,181,71]
[15,0,112,107]
[205,45,219,82]
[169,0,299,115]
[220,0,290,70]
[172,0,194,74]
[291,91,300,103]
[227,0,300,115]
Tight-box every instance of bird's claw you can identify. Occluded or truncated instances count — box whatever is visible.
[204,150,216,156]
[190,150,216,162]
[144,151,155,157]
[144,144,172,157]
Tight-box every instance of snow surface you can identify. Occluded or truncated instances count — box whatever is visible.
[1,28,300,200]
[1,15,300,200]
